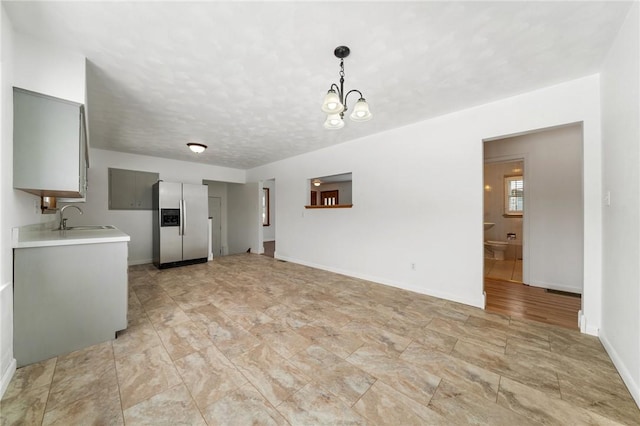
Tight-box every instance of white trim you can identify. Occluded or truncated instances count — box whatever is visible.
[0,358,16,399]
[600,331,640,407]
[578,310,599,336]
[275,254,485,309]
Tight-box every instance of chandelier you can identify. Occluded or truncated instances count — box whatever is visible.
[321,46,372,130]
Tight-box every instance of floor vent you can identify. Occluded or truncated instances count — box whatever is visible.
[545,289,581,298]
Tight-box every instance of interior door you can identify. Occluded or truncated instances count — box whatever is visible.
[208,197,222,257]
[182,184,209,260]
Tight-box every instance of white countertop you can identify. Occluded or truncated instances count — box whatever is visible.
[13,226,131,248]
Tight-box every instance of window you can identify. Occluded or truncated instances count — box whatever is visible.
[262,188,270,226]
[504,175,523,216]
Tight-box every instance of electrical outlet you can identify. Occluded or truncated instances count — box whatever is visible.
[34,200,40,214]
[604,190,611,206]
[410,263,416,271]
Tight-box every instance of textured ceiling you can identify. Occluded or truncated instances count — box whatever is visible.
[3,1,632,169]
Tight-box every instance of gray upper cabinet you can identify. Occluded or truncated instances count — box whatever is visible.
[13,88,88,198]
[109,168,158,210]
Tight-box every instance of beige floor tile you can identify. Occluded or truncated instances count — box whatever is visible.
[341,321,412,356]
[451,340,561,397]
[155,320,215,361]
[123,384,205,425]
[187,303,261,358]
[354,380,447,425]
[201,383,287,426]
[4,255,636,425]
[47,363,118,411]
[400,342,500,401]
[42,382,123,426]
[277,383,366,425]
[51,341,114,386]
[174,345,247,410]
[289,345,376,406]
[347,345,441,406]
[0,384,49,426]
[145,304,192,328]
[115,344,182,409]
[557,373,640,425]
[300,323,366,359]
[497,376,626,425]
[112,319,163,358]
[427,317,508,353]
[219,304,273,330]
[428,379,539,425]
[250,321,313,359]
[411,328,458,354]
[230,343,309,406]
[2,357,56,400]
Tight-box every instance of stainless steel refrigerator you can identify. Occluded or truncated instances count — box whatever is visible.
[153,181,209,268]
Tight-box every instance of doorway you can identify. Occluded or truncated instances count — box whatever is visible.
[261,179,275,257]
[482,124,584,327]
[208,197,222,258]
[483,159,524,283]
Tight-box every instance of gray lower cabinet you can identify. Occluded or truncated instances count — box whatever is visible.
[14,242,128,367]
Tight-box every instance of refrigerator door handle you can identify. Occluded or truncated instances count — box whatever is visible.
[182,199,187,236]
[178,200,184,236]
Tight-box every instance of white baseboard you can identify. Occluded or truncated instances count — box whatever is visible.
[599,332,640,408]
[578,310,599,336]
[0,358,16,399]
[275,255,485,309]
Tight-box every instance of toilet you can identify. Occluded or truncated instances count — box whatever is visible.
[485,240,509,260]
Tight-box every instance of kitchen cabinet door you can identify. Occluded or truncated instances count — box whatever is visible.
[109,168,158,210]
[13,88,87,198]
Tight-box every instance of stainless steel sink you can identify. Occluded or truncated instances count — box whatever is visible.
[54,225,116,231]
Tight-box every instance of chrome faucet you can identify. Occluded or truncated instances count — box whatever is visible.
[59,205,83,230]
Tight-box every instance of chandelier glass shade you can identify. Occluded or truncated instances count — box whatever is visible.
[322,46,371,130]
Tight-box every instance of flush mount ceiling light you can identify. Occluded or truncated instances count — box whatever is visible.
[313,179,322,187]
[321,46,372,130]
[187,143,207,153]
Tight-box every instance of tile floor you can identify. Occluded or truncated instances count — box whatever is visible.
[2,254,638,425]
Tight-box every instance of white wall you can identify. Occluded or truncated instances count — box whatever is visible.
[247,75,602,325]
[485,125,584,293]
[227,182,261,254]
[1,11,85,397]
[63,149,245,264]
[263,179,276,242]
[600,2,640,407]
[13,33,85,104]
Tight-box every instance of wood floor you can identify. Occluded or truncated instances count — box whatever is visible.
[484,278,581,330]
